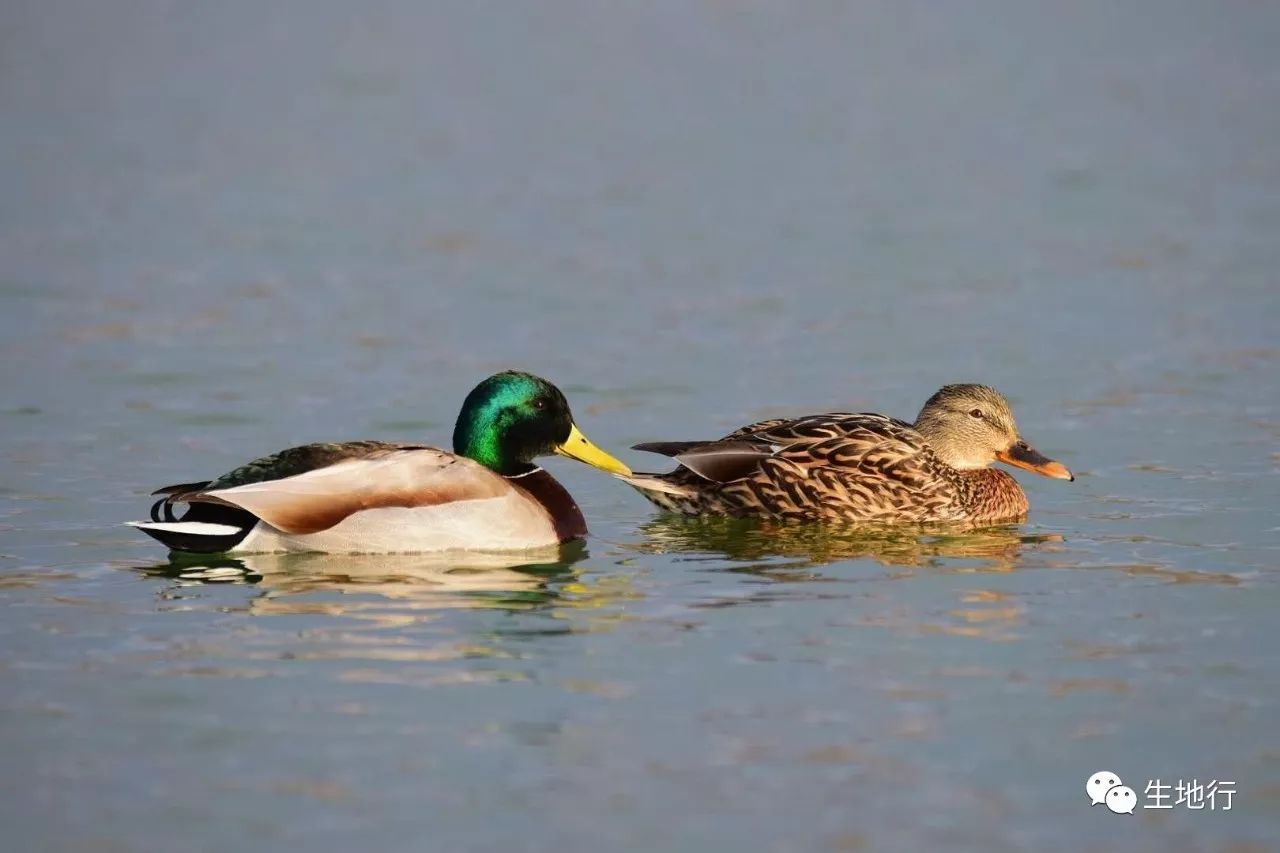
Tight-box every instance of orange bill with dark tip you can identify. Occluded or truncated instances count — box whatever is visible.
[996,442,1074,481]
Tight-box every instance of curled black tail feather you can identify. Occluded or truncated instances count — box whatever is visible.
[137,489,259,553]
[149,497,171,522]
[150,481,211,522]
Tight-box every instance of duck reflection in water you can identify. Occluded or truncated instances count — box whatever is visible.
[132,544,646,684]
[137,542,602,617]
[631,514,1064,574]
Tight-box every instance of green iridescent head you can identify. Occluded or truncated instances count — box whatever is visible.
[451,371,631,477]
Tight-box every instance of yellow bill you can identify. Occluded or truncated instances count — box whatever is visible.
[555,423,632,475]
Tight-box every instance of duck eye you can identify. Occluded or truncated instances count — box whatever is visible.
[532,399,546,411]
[969,409,983,419]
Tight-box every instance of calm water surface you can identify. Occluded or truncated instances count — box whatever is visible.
[2,2,1278,851]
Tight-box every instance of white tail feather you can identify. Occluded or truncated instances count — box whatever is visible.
[126,521,243,536]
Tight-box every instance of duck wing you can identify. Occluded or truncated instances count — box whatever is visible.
[636,413,949,491]
[632,413,922,484]
[632,439,775,483]
[180,444,510,535]
[132,442,519,552]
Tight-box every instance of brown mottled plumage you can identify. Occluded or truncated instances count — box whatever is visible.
[622,384,1073,524]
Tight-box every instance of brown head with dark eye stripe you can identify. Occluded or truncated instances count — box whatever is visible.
[914,384,1073,480]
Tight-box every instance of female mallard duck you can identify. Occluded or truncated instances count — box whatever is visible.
[129,371,630,554]
[620,384,1072,524]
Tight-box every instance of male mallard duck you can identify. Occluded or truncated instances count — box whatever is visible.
[128,371,631,554]
[620,384,1072,524]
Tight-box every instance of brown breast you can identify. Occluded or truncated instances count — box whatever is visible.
[508,469,589,542]
[963,468,1030,522]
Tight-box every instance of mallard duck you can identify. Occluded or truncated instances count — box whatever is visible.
[620,384,1072,524]
[128,371,631,554]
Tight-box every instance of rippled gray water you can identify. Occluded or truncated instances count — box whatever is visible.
[2,2,1278,850]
